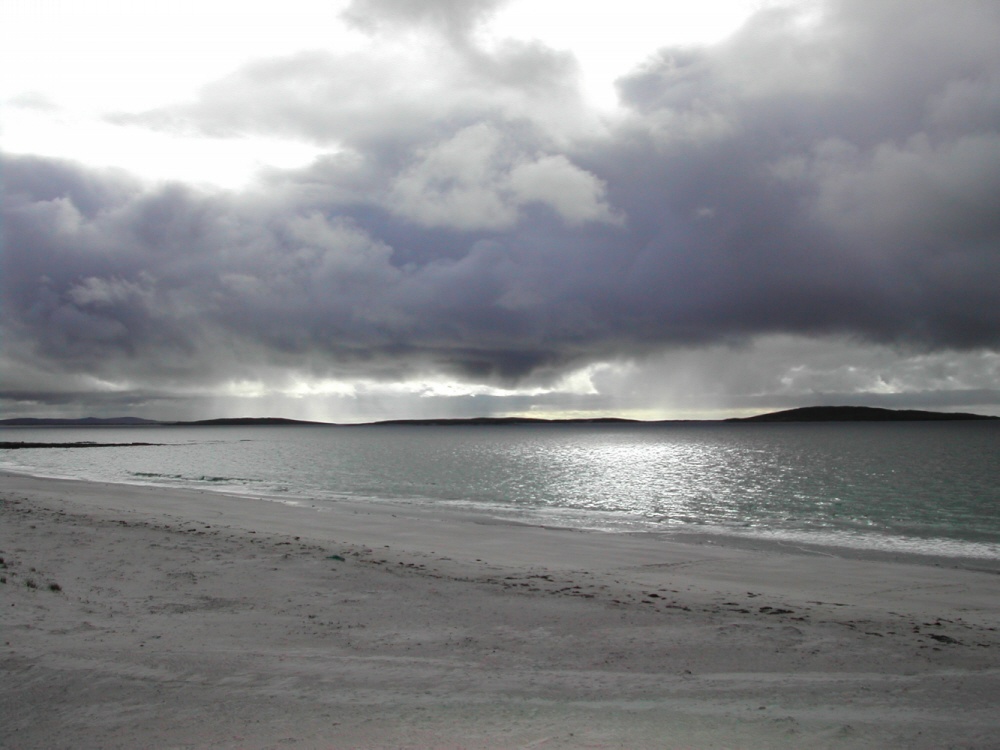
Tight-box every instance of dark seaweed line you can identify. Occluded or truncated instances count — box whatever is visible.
[0,442,164,449]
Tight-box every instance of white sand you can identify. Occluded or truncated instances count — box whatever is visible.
[2,470,999,749]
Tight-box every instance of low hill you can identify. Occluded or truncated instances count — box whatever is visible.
[3,408,995,427]
[0,417,161,426]
[174,417,329,426]
[727,406,997,422]
[363,416,639,426]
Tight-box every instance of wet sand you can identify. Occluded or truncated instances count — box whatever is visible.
[2,471,999,748]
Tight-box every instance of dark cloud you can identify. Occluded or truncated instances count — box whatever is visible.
[3,0,999,416]
[590,0,1000,349]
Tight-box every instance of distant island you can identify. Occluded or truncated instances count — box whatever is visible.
[359,407,997,424]
[358,416,640,426]
[0,416,326,427]
[0,417,164,426]
[1,406,996,430]
[724,405,998,423]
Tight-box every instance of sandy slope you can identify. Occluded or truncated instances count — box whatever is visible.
[2,471,999,749]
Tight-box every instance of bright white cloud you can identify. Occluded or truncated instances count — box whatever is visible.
[388,124,620,229]
[507,155,622,226]
[1,0,770,187]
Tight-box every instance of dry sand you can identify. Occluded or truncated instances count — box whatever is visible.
[2,470,999,749]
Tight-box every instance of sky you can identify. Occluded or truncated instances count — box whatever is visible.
[2,0,999,422]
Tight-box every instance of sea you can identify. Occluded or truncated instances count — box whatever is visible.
[2,421,998,560]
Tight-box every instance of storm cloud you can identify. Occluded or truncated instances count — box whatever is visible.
[3,0,999,417]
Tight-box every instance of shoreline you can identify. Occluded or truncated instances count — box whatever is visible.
[4,465,999,571]
[3,471,1000,748]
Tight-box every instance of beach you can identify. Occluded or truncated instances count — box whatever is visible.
[2,471,999,749]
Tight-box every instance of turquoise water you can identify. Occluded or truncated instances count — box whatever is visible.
[2,422,998,558]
